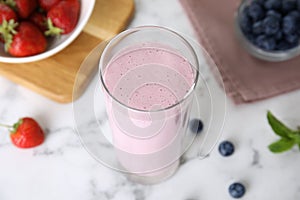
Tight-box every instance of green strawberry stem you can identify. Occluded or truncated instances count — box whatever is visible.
[0,123,13,129]
[3,0,16,8]
[0,119,22,133]
[45,19,63,36]
[0,19,18,52]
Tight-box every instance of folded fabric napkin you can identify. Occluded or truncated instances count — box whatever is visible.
[180,0,300,104]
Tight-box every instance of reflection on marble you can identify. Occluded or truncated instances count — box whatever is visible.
[0,0,300,200]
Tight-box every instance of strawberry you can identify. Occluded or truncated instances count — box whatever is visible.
[5,0,38,19]
[0,3,18,43]
[45,0,80,35]
[0,117,45,148]
[0,21,47,57]
[29,11,47,32]
[0,3,18,24]
[38,0,60,11]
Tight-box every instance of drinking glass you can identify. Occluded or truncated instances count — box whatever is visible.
[99,26,199,184]
[73,26,226,185]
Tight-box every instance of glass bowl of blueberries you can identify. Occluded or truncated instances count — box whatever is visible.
[235,0,300,61]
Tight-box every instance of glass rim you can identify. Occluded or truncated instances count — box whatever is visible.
[99,25,199,113]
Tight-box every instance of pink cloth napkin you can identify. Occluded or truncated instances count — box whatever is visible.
[180,0,300,104]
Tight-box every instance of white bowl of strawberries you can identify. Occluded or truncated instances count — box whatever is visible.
[0,0,95,63]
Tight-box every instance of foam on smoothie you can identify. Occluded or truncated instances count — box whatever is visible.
[103,45,195,111]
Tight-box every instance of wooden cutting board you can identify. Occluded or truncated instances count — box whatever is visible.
[0,0,134,103]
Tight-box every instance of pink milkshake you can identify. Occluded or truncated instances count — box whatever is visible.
[99,26,199,183]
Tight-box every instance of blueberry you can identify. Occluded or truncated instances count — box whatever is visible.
[252,21,264,34]
[266,10,282,19]
[285,32,299,43]
[262,16,280,35]
[289,39,299,48]
[245,32,256,42]
[248,2,265,21]
[283,15,298,34]
[289,10,300,19]
[255,35,277,50]
[282,0,297,14]
[189,119,204,134]
[229,183,246,199]
[275,30,283,40]
[240,9,253,33]
[255,0,266,5]
[276,40,292,50]
[288,11,300,33]
[295,16,300,34]
[218,141,235,157]
[264,0,282,10]
[298,0,300,10]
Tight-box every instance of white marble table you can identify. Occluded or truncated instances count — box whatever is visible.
[1,0,300,199]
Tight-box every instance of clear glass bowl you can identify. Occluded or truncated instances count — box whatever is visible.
[235,0,300,62]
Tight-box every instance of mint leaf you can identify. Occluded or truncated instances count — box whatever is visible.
[267,111,295,138]
[290,134,300,144]
[268,138,295,153]
[267,111,300,154]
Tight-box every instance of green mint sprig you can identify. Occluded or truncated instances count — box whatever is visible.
[267,111,300,153]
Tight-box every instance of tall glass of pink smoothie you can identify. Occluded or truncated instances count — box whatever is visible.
[99,26,199,184]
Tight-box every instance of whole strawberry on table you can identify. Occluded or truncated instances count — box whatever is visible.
[0,0,81,57]
[0,117,45,148]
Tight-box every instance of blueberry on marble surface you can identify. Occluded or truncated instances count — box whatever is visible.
[218,141,235,157]
[189,119,204,134]
[229,182,246,199]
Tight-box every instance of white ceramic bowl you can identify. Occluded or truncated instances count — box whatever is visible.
[0,0,95,63]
